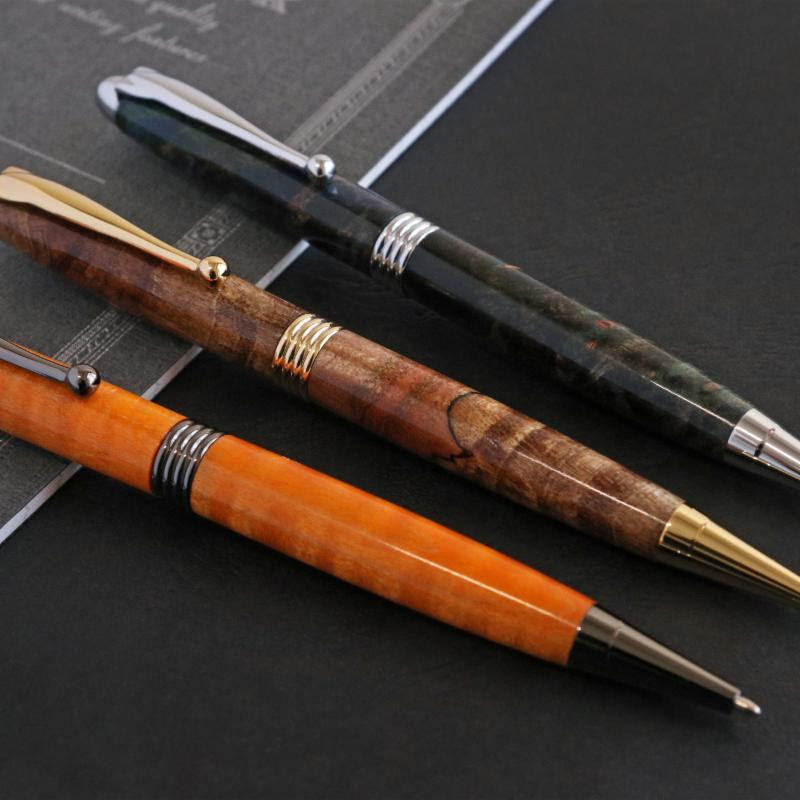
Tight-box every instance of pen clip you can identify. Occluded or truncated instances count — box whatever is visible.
[0,337,100,395]
[97,67,336,183]
[0,166,229,284]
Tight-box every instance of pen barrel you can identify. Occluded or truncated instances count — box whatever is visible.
[309,331,681,555]
[0,357,593,667]
[0,199,684,558]
[192,435,593,665]
[399,230,751,455]
[111,94,752,455]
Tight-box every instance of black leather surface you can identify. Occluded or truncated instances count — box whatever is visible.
[2,2,799,797]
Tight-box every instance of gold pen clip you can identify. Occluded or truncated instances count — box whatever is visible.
[0,166,229,284]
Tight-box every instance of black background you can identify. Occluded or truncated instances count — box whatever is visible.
[2,2,799,797]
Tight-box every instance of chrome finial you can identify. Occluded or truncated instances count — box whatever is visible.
[97,67,336,183]
[0,338,100,396]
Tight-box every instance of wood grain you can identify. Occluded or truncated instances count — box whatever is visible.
[192,434,594,665]
[0,355,594,666]
[0,198,684,556]
[0,360,181,492]
[310,332,683,554]
[114,91,753,457]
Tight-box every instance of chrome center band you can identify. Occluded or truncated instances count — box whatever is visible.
[370,212,438,279]
[272,313,341,396]
[151,419,224,510]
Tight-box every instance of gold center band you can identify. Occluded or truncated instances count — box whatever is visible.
[271,313,342,396]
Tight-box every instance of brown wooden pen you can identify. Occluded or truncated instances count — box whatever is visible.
[0,337,759,712]
[0,167,798,603]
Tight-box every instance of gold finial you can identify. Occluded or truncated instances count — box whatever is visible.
[198,256,230,284]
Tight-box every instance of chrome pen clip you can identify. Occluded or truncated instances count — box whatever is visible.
[0,167,229,284]
[0,337,100,396]
[97,67,336,183]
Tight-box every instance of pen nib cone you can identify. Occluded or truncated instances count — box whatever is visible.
[728,410,800,487]
[658,505,800,604]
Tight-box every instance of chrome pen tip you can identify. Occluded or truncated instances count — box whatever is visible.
[727,409,800,487]
[734,695,762,716]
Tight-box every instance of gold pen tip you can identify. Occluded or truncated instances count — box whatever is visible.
[658,505,800,605]
[734,695,762,716]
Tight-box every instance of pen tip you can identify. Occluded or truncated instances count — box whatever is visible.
[728,409,800,487]
[657,505,800,605]
[734,695,762,716]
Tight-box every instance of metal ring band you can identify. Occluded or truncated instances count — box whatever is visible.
[370,212,438,279]
[151,419,224,510]
[271,313,341,396]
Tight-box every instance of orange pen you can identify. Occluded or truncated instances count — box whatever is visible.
[0,338,760,714]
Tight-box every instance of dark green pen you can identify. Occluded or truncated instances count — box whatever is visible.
[97,67,800,486]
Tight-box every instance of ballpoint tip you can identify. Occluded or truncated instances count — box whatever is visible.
[734,695,762,716]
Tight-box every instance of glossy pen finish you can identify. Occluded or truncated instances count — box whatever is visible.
[96,68,800,486]
[0,174,678,555]
[3,167,800,605]
[0,350,587,664]
[0,345,758,712]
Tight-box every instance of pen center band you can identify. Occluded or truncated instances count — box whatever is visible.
[271,313,341,396]
[151,419,225,510]
[370,212,438,281]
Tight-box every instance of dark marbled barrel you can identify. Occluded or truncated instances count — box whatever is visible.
[112,95,751,457]
[114,97,403,268]
[401,230,751,454]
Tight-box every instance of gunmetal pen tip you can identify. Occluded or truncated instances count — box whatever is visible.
[734,695,762,716]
